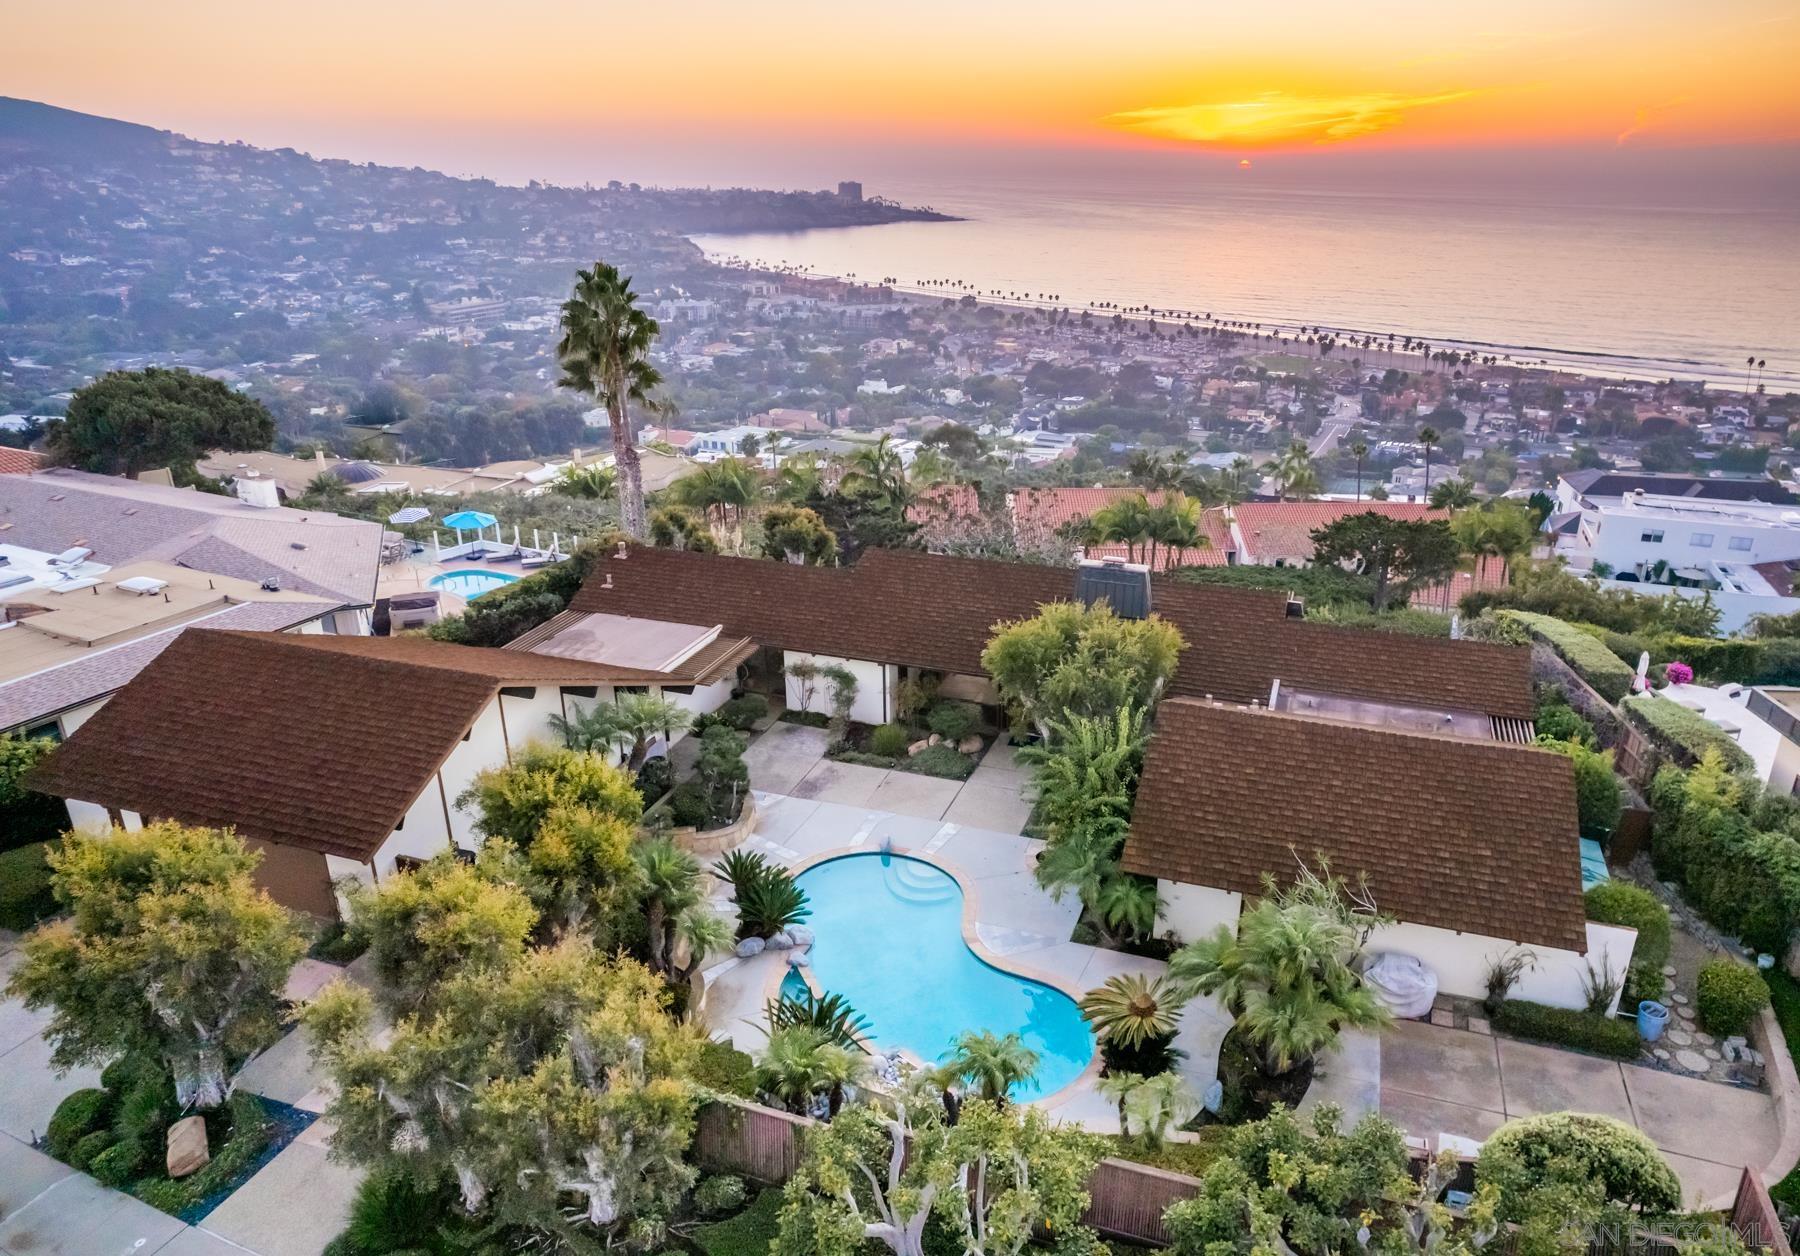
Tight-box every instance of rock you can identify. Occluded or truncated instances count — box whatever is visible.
[1670,992,1690,1006]
[735,936,765,958]
[787,925,815,947]
[957,735,983,755]
[1696,1032,1715,1046]
[1726,1035,1749,1054]
[1652,1047,1671,1061]
[908,739,931,757]
[766,930,795,951]
[166,1115,209,1179]
[1704,1048,1722,1061]
[1666,1028,1693,1048]
[1662,965,1678,977]
[1674,1048,1710,1072]
[927,733,942,746]
[788,951,811,968]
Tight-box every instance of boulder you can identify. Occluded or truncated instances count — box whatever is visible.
[766,930,795,951]
[788,951,811,968]
[735,936,766,958]
[166,1114,210,1179]
[907,740,931,757]
[957,736,983,755]
[927,733,942,746]
[787,925,815,948]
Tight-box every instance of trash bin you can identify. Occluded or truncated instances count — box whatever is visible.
[1637,1000,1670,1042]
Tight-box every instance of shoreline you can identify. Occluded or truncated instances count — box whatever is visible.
[692,240,1787,393]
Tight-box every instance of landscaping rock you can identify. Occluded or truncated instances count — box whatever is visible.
[766,930,795,951]
[787,925,814,947]
[735,936,766,958]
[166,1115,209,1178]
[908,740,930,757]
[1666,1028,1694,1048]
[788,951,811,968]
[927,733,942,746]
[1671,992,1690,1006]
[956,735,983,755]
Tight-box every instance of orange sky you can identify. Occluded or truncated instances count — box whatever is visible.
[6,0,1798,166]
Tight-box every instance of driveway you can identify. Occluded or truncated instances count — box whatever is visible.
[1379,1017,1781,1207]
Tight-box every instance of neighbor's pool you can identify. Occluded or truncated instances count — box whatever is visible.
[783,853,1093,1100]
[430,568,520,598]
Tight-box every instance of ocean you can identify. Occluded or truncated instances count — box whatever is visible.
[691,154,1800,389]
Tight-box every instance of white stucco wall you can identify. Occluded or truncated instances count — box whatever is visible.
[783,652,893,726]
[1157,881,1243,941]
[1366,919,1638,1014]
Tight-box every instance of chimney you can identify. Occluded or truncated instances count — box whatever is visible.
[1073,557,1151,619]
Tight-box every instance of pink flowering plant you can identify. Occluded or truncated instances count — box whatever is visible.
[1665,661,1694,686]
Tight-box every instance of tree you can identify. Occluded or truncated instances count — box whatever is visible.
[1418,425,1439,491]
[549,694,691,772]
[459,742,644,845]
[1427,477,1477,510]
[1476,1112,1681,1237]
[633,835,706,978]
[0,732,66,850]
[773,1095,1102,1256]
[1451,501,1538,582]
[755,1025,867,1116]
[1270,441,1321,500]
[506,804,640,939]
[8,822,303,1109]
[944,1030,1039,1106]
[673,458,759,547]
[48,367,275,482]
[557,262,666,539]
[1540,741,1623,842]
[649,505,719,552]
[982,601,1183,738]
[306,941,702,1250]
[760,503,840,565]
[1168,864,1391,1076]
[1310,513,1462,612]
[1018,704,1146,926]
[1079,971,1184,1057]
[839,434,912,511]
[552,463,616,501]
[1350,440,1369,501]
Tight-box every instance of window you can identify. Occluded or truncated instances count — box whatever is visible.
[1640,530,1664,544]
[1730,536,1754,552]
[22,719,62,743]
[1691,532,1714,548]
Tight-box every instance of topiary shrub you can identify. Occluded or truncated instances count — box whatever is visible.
[1477,1112,1681,1220]
[1584,883,1670,1002]
[1696,959,1771,1036]
[70,1129,115,1171]
[869,723,910,757]
[926,701,979,742]
[115,1067,177,1148]
[668,782,711,829]
[693,1174,748,1216]
[89,1138,144,1189]
[46,1088,110,1159]
[1622,694,1755,773]
[718,694,770,731]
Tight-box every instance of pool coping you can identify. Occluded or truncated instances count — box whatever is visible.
[760,841,1106,1115]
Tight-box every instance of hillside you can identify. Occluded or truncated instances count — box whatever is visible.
[0,96,175,162]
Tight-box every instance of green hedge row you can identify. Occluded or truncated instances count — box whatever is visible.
[1622,694,1755,773]
[1660,635,1800,687]
[1492,1000,1641,1058]
[1501,611,1637,702]
[1651,764,1800,954]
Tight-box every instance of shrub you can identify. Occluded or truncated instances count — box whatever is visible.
[668,782,711,829]
[1663,636,1762,686]
[89,1139,144,1188]
[1476,1112,1682,1219]
[1464,610,1530,646]
[1584,883,1671,1002]
[46,1088,110,1159]
[1535,701,1597,748]
[907,743,977,780]
[0,841,59,931]
[693,1187,783,1256]
[1622,694,1755,773]
[1696,959,1770,1036]
[926,701,980,742]
[342,1169,456,1255]
[1540,740,1623,839]
[132,1178,191,1214]
[0,734,67,853]
[692,1039,757,1098]
[869,723,910,757]
[693,1174,748,1216]
[115,1066,178,1147]
[1601,629,1654,667]
[1501,611,1637,702]
[70,1129,115,1171]
[634,756,674,805]
[718,694,769,731]
[736,870,810,939]
[1491,1000,1640,1059]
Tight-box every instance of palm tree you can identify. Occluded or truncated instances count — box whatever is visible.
[1122,1072,1200,1147]
[774,453,824,504]
[1078,972,1184,1052]
[1418,426,1439,493]
[1427,478,1477,510]
[1271,442,1321,501]
[1092,876,1160,943]
[556,261,666,539]
[839,434,910,510]
[1088,493,1155,563]
[1350,441,1369,501]
[1144,494,1205,571]
[673,458,759,547]
[551,463,616,501]
[550,693,691,771]
[634,836,702,977]
[945,1030,1039,1106]
[1096,1071,1146,1134]
[672,905,733,989]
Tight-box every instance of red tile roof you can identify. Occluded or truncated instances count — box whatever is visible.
[0,447,45,475]
[1233,501,1444,566]
[1122,699,1588,951]
[1011,488,1235,571]
[29,631,616,862]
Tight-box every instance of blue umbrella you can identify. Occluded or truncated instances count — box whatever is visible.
[441,510,497,530]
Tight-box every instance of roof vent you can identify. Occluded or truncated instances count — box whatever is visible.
[49,546,94,567]
[1074,558,1151,619]
[116,576,170,595]
[261,577,281,592]
[236,477,281,509]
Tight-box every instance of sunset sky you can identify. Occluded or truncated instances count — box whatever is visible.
[6,0,1798,186]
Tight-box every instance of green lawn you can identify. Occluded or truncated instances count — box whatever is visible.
[0,841,58,931]
[694,1187,784,1256]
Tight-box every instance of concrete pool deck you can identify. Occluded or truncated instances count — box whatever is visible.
[694,782,1231,1132]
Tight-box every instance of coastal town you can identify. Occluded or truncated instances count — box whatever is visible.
[3,93,1800,1256]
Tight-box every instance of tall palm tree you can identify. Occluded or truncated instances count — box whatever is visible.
[1145,494,1205,571]
[634,836,702,977]
[550,693,691,771]
[1427,478,1477,510]
[839,434,910,510]
[556,261,665,539]
[945,1030,1039,1106]
[1418,426,1439,493]
[1088,493,1155,563]
[1271,442,1321,501]
[1350,441,1369,502]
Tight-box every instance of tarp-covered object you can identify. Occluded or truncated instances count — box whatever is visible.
[1363,951,1438,1019]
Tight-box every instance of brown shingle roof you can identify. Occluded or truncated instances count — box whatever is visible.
[1120,699,1588,951]
[566,546,1534,718]
[27,631,614,862]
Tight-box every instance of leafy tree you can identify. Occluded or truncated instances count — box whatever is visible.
[1476,1112,1681,1241]
[649,505,720,552]
[306,941,702,1250]
[458,742,643,846]
[695,723,750,823]
[982,602,1183,738]
[47,368,274,482]
[8,822,303,1109]
[0,732,66,851]
[773,1095,1102,1256]
[760,503,840,565]
[1168,864,1391,1076]
[1310,514,1461,612]
[557,261,666,539]
[1540,740,1623,840]
[506,804,639,938]
[944,1030,1039,1106]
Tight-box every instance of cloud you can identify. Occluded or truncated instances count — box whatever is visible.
[1615,97,1691,146]
[1104,89,1477,148]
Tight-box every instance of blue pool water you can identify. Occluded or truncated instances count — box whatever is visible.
[430,568,519,598]
[786,853,1093,1100]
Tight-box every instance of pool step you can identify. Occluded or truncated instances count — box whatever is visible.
[882,859,958,905]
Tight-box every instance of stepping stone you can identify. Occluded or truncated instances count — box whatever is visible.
[1653,1048,1671,1061]
[1662,965,1678,977]
[1696,1032,1715,1046]
[1666,1029,1694,1047]
[1704,1048,1722,1061]
[1467,1016,1491,1036]
[1429,1007,1456,1028]
[1671,993,1690,1006]
[1675,1049,1710,1072]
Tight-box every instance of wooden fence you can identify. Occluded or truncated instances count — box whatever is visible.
[1732,1167,1794,1256]
[1079,1156,1200,1246]
[694,1098,810,1185]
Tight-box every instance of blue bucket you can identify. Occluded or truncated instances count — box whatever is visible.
[1637,1000,1670,1042]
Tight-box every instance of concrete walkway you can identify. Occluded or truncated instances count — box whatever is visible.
[1379,1017,1781,1207]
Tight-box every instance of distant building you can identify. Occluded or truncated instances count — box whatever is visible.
[426,296,508,327]
[836,181,863,202]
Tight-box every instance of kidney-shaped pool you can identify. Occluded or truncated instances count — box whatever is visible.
[782,853,1094,1100]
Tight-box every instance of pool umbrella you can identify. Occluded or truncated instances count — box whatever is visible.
[387,506,431,525]
[441,509,498,550]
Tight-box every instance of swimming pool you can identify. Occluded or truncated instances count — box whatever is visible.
[784,853,1093,1100]
[430,569,520,599]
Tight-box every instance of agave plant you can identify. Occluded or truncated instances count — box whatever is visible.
[1079,972,1184,1049]
[735,868,810,940]
[765,989,871,1051]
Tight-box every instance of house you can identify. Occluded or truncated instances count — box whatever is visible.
[1006,488,1234,570]
[1229,501,1442,568]
[27,631,630,915]
[1651,683,1800,796]
[1121,698,1635,1012]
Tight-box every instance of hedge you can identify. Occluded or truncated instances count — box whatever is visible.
[1541,740,1622,840]
[1621,694,1755,774]
[0,841,59,931]
[1650,762,1800,954]
[1501,611,1637,702]
[1695,959,1770,1036]
[1492,1000,1640,1059]
[1584,882,1671,1003]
